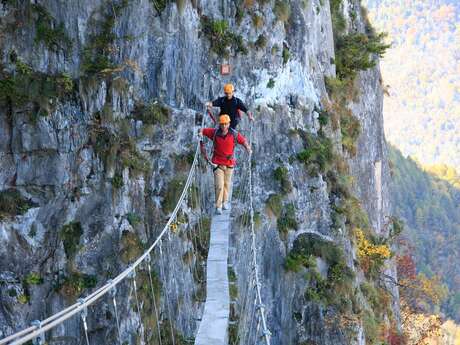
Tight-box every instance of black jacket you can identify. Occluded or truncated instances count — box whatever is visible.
[212,96,248,127]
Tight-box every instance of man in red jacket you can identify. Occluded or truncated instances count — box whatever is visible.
[199,114,252,214]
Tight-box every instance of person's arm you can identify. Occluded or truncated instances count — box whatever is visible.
[237,133,252,154]
[198,129,218,168]
[206,98,223,109]
[243,140,252,154]
[237,98,254,121]
[199,128,215,139]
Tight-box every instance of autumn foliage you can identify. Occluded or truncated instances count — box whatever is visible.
[355,228,391,278]
[396,250,448,344]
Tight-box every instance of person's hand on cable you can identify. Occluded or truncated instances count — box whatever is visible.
[244,140,252,155]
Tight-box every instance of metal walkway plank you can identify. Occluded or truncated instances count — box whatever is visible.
[194,207,231,345]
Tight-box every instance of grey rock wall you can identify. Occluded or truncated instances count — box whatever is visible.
[0,0,398,344]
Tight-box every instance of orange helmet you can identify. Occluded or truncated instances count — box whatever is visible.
[219,114,231,124]
[223,83,234,94]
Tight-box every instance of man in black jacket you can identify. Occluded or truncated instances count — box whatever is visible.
[206,83,254,129]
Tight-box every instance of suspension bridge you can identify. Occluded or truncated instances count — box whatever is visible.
[0,116,271,345]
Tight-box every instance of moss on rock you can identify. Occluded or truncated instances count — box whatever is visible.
[266,194,283,217]
[59,222,83,260]
[0,189,36,220]
[58,272,97,299]
[119,230,144,264]
[133,101,171,126]
[162,177,187,214]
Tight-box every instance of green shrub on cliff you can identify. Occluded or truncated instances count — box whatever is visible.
[274,166,292,194]
[58,272,97,298]
[277,203,298,236]
[274,0,291,22]
[133,101,171,126]
[81,0,129,76]
[0,59,74,116]
[335,32,390,81]
[285,233,355,310]
[0,189,36,220]
[24,273,43,286]
[60,222,83,260]
[32,4,72,51]
[119,230,144,264]
[266,194,283,217]
[162,177,186,214]
[201,17,248,58]
[297,132,334,175]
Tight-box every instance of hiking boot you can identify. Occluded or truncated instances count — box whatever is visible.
[215,207,222,215]
[222,202,230,210]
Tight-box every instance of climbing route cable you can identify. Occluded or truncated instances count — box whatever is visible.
[1,112,272,345]
[0,113,211,345]
[248,123,271,345]
[231,123,271,345]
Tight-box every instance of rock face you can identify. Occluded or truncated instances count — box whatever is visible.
[0,0,398,344]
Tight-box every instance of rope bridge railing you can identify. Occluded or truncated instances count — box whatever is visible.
[231,123,271,345]
[0,113,272,345]
[0,115,214,345]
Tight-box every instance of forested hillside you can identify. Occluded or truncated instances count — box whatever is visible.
[389,146,460,322]
[364,0,460,170]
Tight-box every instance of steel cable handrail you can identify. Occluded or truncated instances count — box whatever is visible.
[1,134,202,345]
[247,123,271,345]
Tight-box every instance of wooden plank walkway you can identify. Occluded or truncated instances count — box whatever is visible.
[194,206,231,345]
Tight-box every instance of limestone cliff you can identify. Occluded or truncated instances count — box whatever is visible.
[0,0,399,344]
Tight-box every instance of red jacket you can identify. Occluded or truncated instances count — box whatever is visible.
[203,128,247,166]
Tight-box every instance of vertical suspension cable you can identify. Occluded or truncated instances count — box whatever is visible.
[176,199,196,332]
[164,223,180,332]
[159,241,176,345]
[189,213,202,284]
[239,267,256,345]
[145,254,162,345]
[231,137,257,345]
[248,123,271,345]
[192,175,205,260]
[252,312,261,345]
[242,289,257,345]
[1,124,204,345]
[30,321,44,345]
[197,173,209,306]
[248,305,260,344]
[130,268,145,344]
[192,173,203,248]
[247,303,259,345]
[235,270,253,344]
[77,299,90,345]
[109,283,122,345]
[190,178,205,286]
